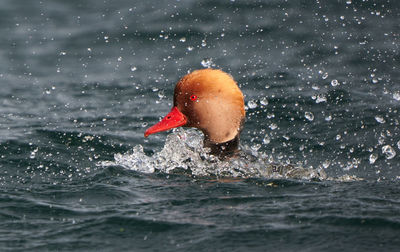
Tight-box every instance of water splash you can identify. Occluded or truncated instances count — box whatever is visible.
[102,129,327,180]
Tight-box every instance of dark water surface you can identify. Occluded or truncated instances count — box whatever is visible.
[1,0,400,251]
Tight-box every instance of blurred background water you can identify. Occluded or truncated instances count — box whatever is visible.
[0,0,399,251]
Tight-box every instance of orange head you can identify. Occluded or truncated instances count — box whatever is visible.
[145,69,245,146]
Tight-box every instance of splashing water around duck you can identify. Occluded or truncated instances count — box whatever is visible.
[105,128,327,180]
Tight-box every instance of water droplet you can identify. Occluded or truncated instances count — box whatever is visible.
[247,100,257,109]
[393,91,400,101]
[117,56,122,62]
[251,144,261,151]
[374,115,385,124]
[330,79,339,86]
[130,66,137,72]
[141,122,148,128]
[382,145,396,159]
[346,0,352,4]
[322,72,329,80]
[30,148,38,159]
[267,113,275,119]
[269,123,278,130]
[158,90,165,99]
[179,37,186,42]
[315,94,327,103]
[312,84,320,90]
[305,111,314,121]
[322,160,331,168]
[325,115,332,121]
[262,135,271,145]
[372,78,378,84]
[397,140,400,150]
[200,58,213,68]
[260,97,268,106]
[187,46,194,51]
[369,153,378,164]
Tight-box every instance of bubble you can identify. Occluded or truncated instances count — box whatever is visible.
[141,122,148,128]
[305,111,314,121]
[247,100,257,109]
[322,72,329,80]
[260,97,268,106]
[382,145,396,159]
[397,140,400,150]
[325,115,332,121]
[369,153,378,164]
[331,79,339,87]
[374,115,385,124]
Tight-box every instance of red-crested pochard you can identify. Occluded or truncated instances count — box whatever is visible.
[145,69,245,157]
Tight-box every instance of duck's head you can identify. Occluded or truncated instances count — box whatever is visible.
[145,68,245,156]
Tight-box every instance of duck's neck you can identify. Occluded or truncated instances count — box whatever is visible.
[203,134,240,159]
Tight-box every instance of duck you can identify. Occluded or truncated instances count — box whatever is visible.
[144,68,245,158]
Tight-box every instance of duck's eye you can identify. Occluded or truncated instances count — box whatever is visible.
[190,95,197,101]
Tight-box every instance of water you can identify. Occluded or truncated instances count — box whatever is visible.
[1,0,400,251]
